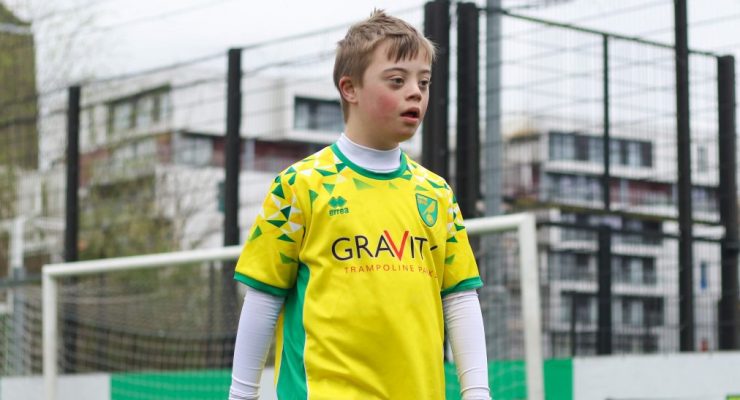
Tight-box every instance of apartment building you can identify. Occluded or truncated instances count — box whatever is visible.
[502,126,722,355]
[30,67,423,257]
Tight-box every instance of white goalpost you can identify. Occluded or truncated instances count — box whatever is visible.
[41,213,542,400]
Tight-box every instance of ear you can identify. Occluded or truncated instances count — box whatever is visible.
[338,76,359,104]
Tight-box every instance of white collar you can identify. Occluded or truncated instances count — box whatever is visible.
[335,133,401,173]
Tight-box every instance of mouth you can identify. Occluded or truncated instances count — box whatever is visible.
[400,108,421,121]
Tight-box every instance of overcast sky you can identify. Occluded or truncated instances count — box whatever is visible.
[4,0,740,88]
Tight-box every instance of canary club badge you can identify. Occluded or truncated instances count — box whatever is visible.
[416,193,438,227]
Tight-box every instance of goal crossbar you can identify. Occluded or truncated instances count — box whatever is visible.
[42,212,542,400]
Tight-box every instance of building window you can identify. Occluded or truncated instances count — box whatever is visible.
[697,145,708,173]
[175,134,213,167]
[644,298,663,326]
[562,294,596,325]
[699,261,708,290]
[549,132,563,160]
[109,101,134,134]
[615,334,658,353]
[622,298,643,326]
[87,107,98,145]
[552,251,594,281]
[619,218,661,245]
[588,136,603,163]
[641,142,653,167]
[608,138,652,167]
[643,258,657,285]
[136,96,154,128]
[627,141,642,167]
[547,173,602,203]
[549,132,650,167]
[294,96,343,132]
[107,87,171,136]
[692,187,718,213]
[610,139,623,166]
[613,255,656,285]
[619,297,662,328]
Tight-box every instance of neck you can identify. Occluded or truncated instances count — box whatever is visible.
[336,133,401,173]
[344,117,397,150]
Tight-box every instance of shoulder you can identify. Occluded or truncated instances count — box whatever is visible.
[404,154,454,199]
[271,145,338,191]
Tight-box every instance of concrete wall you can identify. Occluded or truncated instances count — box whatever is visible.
[0,368,276,400]
[574,352,740,400]
[2,373,109,400]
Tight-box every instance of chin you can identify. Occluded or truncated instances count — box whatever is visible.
[394,131,417,143]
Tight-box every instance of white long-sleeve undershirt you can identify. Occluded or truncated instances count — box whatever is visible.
[335,132,401,172]
[229,289,283,400]
[443,291,491,400]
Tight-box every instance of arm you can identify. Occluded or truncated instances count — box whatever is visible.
[443,289,491,400]
[229,288,284,400]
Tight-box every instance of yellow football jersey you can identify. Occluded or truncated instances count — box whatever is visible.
[234,144,482,399]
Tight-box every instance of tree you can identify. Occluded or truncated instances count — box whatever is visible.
[2,0,108,91]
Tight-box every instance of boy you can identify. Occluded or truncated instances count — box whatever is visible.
[230,10,490,400]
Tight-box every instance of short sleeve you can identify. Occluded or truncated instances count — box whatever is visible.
[234,172,305,297]
[440,190,483,297]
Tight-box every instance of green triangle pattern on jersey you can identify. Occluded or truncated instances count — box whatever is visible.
[277,234,295,243]
[309,190,319,204]
[288,173,296,185]
[415,185,428,192]
[455,223,465,231]
[400,173,413,181]
[323,183,335,194]
[280,206,291,219]
[249,226,262,241]
[447,236,458,243]
[389,182,399,190]
[353,178,374,190]
[272,183,285,199]
[268,220,286,228]
[427,179,446,189]
[445,254,456,265]
[279,252,297,264]
[316,168,336,177]
[336,163,347,172]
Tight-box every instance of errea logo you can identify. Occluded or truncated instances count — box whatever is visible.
[328,196,350,216]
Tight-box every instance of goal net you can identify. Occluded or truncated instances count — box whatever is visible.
[35,213,542,400]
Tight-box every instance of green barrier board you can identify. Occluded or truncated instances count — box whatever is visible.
[111,359,572,400]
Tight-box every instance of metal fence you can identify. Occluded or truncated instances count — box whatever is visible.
[0,0,737,382]
[462,3,738,357]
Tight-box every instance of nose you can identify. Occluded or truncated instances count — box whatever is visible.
[406,80,422,102]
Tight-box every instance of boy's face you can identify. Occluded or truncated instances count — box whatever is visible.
[351,41,432,149]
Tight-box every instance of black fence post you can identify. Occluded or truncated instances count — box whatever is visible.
[602,34,611,211]
[225,48,242,249]
[64,86,80,264]
[456,2,480,219]
[222,48,243,359]
[568,291,578,357]
[63,85,80,372]
[597,225,613,355]
[718,55,739,350]
[423,0,450,180]
[674,0,695,352]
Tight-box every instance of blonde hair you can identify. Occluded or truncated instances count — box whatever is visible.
[333,10,436,121]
